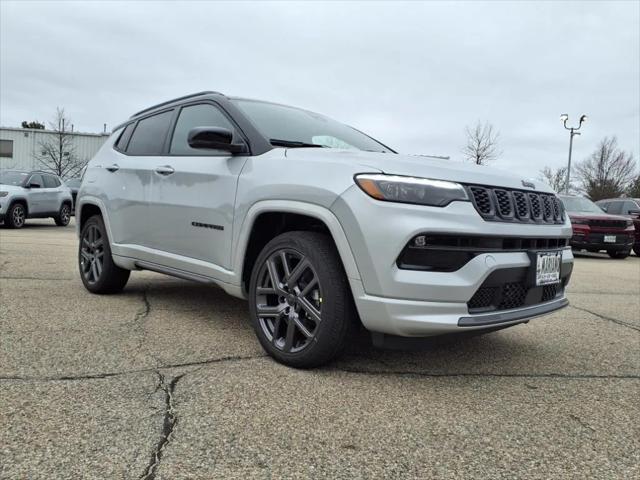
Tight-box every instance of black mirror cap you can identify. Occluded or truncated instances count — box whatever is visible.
[27,183,41,189]
[187,127,248,154]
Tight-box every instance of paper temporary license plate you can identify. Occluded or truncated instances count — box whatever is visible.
[536,251,561,286]
[604,235,617,243]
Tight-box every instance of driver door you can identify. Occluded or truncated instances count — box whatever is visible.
[147,102,248,271]
[25,173,46,214]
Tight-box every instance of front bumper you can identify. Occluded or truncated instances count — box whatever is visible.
[570,232,634,251]
[333,186,574,336]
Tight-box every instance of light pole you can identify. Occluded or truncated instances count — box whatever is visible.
[560,113,587,194]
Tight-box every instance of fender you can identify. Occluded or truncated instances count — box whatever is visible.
[75,195,112,239]
[232,200,362,286]
[7,196,30,215]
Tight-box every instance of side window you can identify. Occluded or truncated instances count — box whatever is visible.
[27,174,44,187]
[623,201,638,214]
[606,202,623,214]
[597,201,609,212]
[170,104,235,155]
[43,175,59,188]
[126,110,174,155]
[115,123,135,151]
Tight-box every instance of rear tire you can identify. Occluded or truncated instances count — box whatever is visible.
[607,249,630,259]
[54,203,71,226]
[248,231,356,368]
[79,215,130,293]
[5,203,26,229]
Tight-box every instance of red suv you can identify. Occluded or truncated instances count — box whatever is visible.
[595,198,640,256]
[559,195,635,259]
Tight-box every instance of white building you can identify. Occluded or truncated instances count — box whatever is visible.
[0,127,109,176]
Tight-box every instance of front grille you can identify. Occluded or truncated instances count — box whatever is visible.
[467,287,498,310]
[467,185,564,224]
[542,284,558,302]
[588,219,627,229]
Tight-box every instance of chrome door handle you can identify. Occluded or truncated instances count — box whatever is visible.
[155,165,175,176]
[106,164,119,172]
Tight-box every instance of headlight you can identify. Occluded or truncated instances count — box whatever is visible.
[627,219,634,227]
[354,174,468,207]
[570,218,589,225]
[0,191,8,197]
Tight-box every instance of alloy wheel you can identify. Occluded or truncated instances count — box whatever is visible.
[60,205,70,225]
[80,224,105,284]
[255,248,323,353]
[12,205,25,227]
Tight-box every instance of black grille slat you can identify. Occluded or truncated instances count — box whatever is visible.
[498,282,528,310]
[542,285,558,302]
[468,287,498,310]
[468,185,563,224]
[494,189,514,218]
[513,192,529,219]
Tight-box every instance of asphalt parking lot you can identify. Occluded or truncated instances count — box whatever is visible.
[1,219,639,479]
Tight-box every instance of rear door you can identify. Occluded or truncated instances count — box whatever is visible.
[42,174,61,212]
[147,102,248,270]
[105,110,175,247]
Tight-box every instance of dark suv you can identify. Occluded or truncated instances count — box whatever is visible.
[595,198,640,256]
[560,195,635,259]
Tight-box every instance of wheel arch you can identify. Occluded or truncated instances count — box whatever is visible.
[8,197,29,216]
[76,197,114,242]
[235,201,361,296]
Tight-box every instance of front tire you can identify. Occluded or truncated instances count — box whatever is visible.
[608,249,630,259]
[54,203,71,226]
[248,231,355,368]
[79,215,130,293]
[6,203,26,229]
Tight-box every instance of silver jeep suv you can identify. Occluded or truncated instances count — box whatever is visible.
[76,91,574,367]
[0,170,73,228]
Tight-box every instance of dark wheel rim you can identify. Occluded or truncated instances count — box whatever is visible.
[60,205,70,225]
[80,224,105,284]
[12,205,25,227]
[255,248,323,353]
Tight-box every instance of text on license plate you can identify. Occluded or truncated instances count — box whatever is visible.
[604,235,617,243]
[536,251,561,286]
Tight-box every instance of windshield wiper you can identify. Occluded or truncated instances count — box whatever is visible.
[270,139,326,148]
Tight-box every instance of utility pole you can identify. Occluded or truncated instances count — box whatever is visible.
[559,114,587,194]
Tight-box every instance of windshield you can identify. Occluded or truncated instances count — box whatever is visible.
[0,171,28,186]
[232,99,393,153]
[65,178,81,188]
[560,196,605,214]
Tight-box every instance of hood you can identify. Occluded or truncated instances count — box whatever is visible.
[0,184,25,193]
[285,149,554,193]
[568,212,629,222]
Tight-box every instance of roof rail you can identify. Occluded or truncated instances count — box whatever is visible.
[130,91,222,119]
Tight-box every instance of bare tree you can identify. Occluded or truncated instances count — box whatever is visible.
[575,136,637,201]
[462,120,502,165]
[36,108,86,179]
[626,174,640,198]
[539,166,569,193]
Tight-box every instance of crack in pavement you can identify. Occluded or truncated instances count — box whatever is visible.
[139,372,184,480]
[332,367,640,380]
[0,354,267,382]
[571,305,640,332]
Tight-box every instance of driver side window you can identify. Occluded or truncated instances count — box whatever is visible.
[170,104,235,155]
[27,174,44,187]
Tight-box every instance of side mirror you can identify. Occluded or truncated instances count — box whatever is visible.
[628,209,640,216]
[187,127,247,154]
[27,182,41,189]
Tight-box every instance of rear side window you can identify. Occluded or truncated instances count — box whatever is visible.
[126,110,174,155]
[115,123,135,151]
[623,201,638,214]
[43,175,61,188]
[169,104,235,155]
[606,202,623,214]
